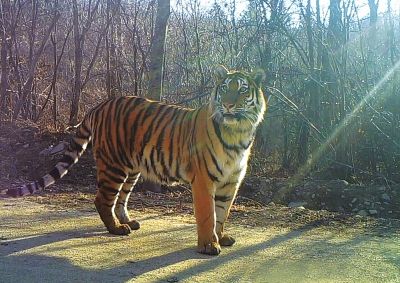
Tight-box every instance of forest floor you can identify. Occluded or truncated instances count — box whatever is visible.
[0,122,400,282]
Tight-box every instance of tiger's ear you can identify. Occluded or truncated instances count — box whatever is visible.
[251,68,266,87]
[214,65,229,81]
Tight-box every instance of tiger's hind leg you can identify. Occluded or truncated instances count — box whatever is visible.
[114,173,141,230]
[94,159,131,235]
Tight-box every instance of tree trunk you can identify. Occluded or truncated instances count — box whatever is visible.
[69,0,83,125]
[0,0,10,115]
[147,0,170,100]
[12,9,59,120]
[144,0,170,193]
[69,0,100,125]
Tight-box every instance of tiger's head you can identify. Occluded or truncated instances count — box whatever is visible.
[210,65,267,129]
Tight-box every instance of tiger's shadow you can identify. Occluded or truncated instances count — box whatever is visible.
[0,222,315,282]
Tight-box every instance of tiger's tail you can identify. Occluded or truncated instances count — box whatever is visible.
[7,118,92,197]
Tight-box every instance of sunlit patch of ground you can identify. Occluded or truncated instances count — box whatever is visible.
[1,198,399,283]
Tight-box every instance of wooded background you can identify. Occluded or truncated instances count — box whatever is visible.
[0,0,399,184]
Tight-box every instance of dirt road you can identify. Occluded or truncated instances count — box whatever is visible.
[1,197,399,283]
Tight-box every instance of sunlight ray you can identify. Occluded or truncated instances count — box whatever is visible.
[276,58,400,198]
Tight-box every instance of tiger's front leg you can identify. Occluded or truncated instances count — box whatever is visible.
[191,177,221,255]
[215,181,241,247]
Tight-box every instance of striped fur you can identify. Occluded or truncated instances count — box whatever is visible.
[7,66,267,255]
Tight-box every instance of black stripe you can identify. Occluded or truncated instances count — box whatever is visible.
[81,122,91,136]
[190,109,201,168]
[107,166,127,179]
[124,98,143,152]
[149,147,158,174]
[129,107,146,153]
[139,105,161,157]
[126,97,145,113]
[168,110,183,167]
[206,127,216,151]
[215,204,225,210]
[70,139,83,152]
[103,171,125,184]
[49,167,61,180]
[212,119,240,154]
[215,195,232,202]
[121,187,133,194]
[203,154,219,182]
[60,155,75,165]
[155,108,172,156]
[76,131,89,139]
[207,146,223,175]
[98,182,119,195]
[239,140,253,150]
[114,97,131,168]
[94,107,105,145]
[175,112,191,180]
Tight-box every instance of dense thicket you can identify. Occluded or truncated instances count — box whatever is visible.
[0,0,399,184]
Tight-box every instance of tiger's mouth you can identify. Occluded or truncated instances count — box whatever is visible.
[222,113,237,118]
[221,112,243,124]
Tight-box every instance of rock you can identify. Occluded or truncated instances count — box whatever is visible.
[381,193,391,202]
[357,210,368,217]
[368,209,378,215]
[288,201,307,208]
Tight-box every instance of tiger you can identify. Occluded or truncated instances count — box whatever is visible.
[7,65,267,255]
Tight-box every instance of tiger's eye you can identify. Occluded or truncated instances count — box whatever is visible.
[239,86,248,93]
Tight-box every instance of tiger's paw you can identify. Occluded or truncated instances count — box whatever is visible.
[219,234,235,246]
[107,223,131,235]
[126,220,140,230]
[197,241,221,255]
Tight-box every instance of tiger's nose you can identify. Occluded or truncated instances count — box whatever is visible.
[223,103,235,111]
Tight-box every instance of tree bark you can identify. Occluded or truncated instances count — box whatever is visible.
[144,0,170,192]
[147,0,170,100]
[0,0,11,115]
[12,9,59,120]
[69,0,100,125]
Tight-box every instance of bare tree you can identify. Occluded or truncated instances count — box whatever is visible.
[0,0,10,115]
[69,0,101,125]
[147,0,170,100]
[12,3,60,120]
